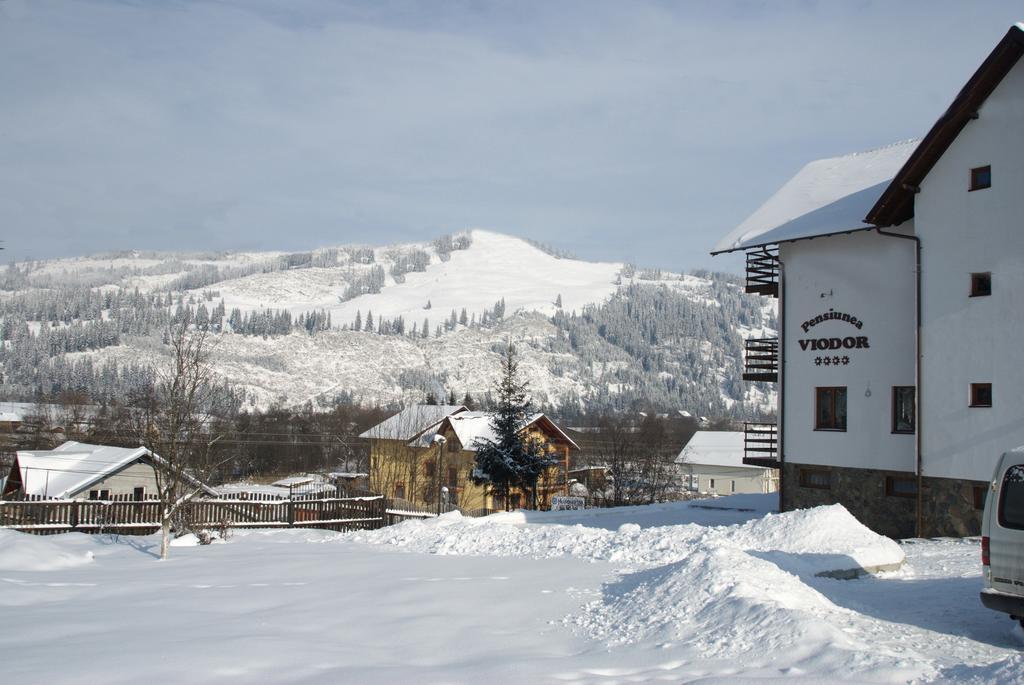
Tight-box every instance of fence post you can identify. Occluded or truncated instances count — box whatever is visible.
[70,501,79,529]
[287,498,295,526]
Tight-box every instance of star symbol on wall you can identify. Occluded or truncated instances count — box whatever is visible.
[832,356,841,365]
[823,357,832,366]
[841,356,850,365]
[814,357,822,366]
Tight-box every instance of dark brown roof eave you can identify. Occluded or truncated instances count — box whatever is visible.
[866,24,1024,227]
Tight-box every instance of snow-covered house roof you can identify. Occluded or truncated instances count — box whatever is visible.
[711,140,919,255]
[434,411,580,452]
[9,441,152,498]
[358,405,467,442]
[869,24,1024,226]
[676,431,764,470]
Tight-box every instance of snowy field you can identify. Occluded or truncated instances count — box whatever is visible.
[1,495,1021,684]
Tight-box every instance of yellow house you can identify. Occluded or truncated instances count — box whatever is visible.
[363,405,578,514]
[359,404,467,505]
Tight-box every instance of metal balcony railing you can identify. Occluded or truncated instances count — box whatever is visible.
[743,422,779,468]
[745,247,779,297]
[743,337,778,382]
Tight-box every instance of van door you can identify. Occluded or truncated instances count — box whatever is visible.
[991,462,1024,594]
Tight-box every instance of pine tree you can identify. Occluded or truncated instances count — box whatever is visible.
[364,310,373,332]
[470,343,557,510]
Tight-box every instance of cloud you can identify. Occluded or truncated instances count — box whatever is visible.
[0,0,1019,269]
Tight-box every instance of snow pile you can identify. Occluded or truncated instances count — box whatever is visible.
[935,653,1024,684]
[349,500,905,657]
[0,529,95,571]
[350,502,901,574]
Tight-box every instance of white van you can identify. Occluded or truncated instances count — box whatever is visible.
[980,447,1024,627]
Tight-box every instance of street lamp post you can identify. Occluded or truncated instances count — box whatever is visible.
[432,434,447,515]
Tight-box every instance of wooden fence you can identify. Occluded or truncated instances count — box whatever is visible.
[0,491,387,536]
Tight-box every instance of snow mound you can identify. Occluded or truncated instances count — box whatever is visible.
[0,530,95,571]
[351,501,902,575]
[351,501,905,658]
[573,506,902,652]
[934,653,1024,684]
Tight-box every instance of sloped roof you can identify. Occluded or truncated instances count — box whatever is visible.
[868,24,1024,226]
[712,140,919,254]
[14,441,152,498]
[358,405,466,441]
[437,411,579,452]
[676,431,763,470]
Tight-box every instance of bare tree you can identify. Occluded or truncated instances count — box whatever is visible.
[135,324,226,559]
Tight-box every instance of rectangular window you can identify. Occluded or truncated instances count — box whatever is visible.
[394,482,406,500]
[970,272,992,297]
[970,382,992,407]
[892,386,916,434]
[447,466,458,488]
[998,464,1024,530]
[815,387,847,431]
[89,490,99,500]
[709,478,716,490]
[970,165,991,191]
[730,480,736,493]
[885,476,918,498]
[99,489,110,500]
[133,486,146,501]
[424,459,435,478]
[799,468,831,490]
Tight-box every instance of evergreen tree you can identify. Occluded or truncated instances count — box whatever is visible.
[470,343,557,510]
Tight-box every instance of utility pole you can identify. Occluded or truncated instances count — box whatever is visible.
[432,434,447,515]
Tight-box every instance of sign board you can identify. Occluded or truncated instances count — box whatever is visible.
[550,495,586,511]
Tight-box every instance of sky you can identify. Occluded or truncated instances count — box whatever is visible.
[1,1,1020,273]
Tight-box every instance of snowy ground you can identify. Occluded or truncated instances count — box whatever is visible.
[1,495,1021,684]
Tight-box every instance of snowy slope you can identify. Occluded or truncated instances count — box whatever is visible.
[212,230,623,326]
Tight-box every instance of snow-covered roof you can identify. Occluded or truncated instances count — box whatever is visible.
[676,431,762,470]
[358,405,466,441]
[14,441,152,498]
[271,476,318,488]
[712,140,920,254]
[438,411,579,452]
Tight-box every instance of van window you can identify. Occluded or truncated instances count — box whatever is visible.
[998,464,1024,530]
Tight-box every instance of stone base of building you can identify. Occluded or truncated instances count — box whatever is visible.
[781,462,986,539]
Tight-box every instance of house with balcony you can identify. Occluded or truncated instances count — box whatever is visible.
[712,24,1024,538]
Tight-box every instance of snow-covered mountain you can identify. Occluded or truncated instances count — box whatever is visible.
[0,230,776,415]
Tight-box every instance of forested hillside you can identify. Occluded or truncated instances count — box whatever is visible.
[0,231,775,417]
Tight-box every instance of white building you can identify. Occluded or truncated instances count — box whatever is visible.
[675,431,778,496]
[712,24,1024,538]
[3,441,176,500]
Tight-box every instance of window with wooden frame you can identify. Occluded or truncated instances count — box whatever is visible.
[970,165,991,191]
[394,482,406,500]
[798,468,831,490]
[815,386,847,431]
[885,476,917,498]
[970,382,992,407]
[133,486,146,501]
[892,386,915,434]
[447,466,458,489]
[424,459,435,478]
[970,272,992,297]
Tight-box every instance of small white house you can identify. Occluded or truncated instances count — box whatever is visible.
[1,441,214,500]
[676,431,778,496]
